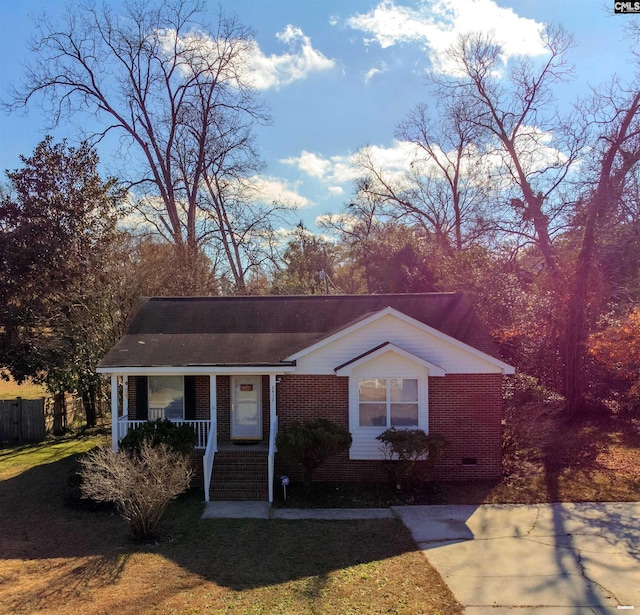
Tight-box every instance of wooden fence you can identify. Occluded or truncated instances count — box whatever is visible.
[0,394,108,443]
[0,398,48,443]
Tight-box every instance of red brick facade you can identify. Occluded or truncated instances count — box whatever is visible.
[126,372,504,482]
[274,373,503,481]
[428,373,504,479]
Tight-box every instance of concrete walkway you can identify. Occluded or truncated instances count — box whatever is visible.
[202,501,640,613]
[393,502,640,614]
[201,501,393,520]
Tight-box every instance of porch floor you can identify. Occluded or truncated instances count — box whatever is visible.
[216,441,269,452]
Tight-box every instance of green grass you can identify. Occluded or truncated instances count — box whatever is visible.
[0,435,462,615]
[0,433,107,479]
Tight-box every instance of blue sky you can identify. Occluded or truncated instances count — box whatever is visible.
[1,0,638,234]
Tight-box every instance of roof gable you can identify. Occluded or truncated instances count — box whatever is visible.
[288,307,515,375]
[334,342,447,376]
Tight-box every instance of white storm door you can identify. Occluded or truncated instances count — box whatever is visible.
[231,376,262,440]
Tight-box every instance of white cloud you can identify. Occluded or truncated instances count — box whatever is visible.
[246,25,336,90]
[282,143,418,187]
[346,0,548,74]
[364,62,388,83]
[359,141,418,172]
[156,25,334,91]
[281,150,332,179]
[326,154,363,184]
[281,150,362,184]
[249,175,311,208]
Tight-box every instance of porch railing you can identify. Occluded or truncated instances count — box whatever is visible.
[117,417,211,449]
[203,418,217,503]
[268,416,278,503]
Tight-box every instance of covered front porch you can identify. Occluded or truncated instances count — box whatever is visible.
[103,369,294,503]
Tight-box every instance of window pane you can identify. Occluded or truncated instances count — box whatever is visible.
[149,376,184,420]
[390,378,418,402]
[359,403,387,426]
[359,379,387,402]
[391,403,418,426]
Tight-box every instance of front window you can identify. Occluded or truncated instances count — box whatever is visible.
[148,376,184,420]
[358,378,419,427]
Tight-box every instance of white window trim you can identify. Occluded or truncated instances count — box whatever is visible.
[348,366,429,460]
[357,377,421,429]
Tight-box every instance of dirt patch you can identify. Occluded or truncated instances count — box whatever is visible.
[496,390,640,503]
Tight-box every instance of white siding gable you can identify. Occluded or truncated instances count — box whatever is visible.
[347,347,429,460]
[289,310,511,375]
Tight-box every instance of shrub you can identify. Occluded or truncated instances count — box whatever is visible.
[119,418,196,457]
[376,428,445,495]
[79,440,192,539]
[276,418,352,485]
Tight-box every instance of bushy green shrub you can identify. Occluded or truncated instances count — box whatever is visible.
[276,418,352,485]
[120,418,196,457]
[376,428,445,495]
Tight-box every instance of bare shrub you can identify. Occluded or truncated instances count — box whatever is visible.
[79,440,192,539]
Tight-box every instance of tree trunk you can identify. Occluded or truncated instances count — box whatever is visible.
[83,389,97,429]
[52,392,67,436]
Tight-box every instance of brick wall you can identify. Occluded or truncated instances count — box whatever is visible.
[275,372,504,482]
[195,376,210,420]
[217,376,231,442]
[429,373,504,479]
[126,371,504,482]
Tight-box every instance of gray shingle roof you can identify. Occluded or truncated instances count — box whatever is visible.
[98,293,499,369]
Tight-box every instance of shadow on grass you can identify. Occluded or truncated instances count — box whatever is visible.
[0,449,424,600]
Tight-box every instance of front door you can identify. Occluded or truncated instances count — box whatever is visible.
[231,376,262,440]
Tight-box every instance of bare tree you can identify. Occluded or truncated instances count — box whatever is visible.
[353,149,486,254]
[436,26,640,413]
[8,0,271,291]
[564,79,640,413]
[396,101,499,251]
[199,131,291,293]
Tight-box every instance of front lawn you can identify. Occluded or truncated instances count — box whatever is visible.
[0,436,461,615]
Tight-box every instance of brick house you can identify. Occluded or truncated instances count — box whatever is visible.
[97,293,515,502]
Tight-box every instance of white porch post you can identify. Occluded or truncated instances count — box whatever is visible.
[110,374,119,452]
[203,374,218,502]
[210,374,217,445]
[268,374,278,503]
[269,374,277,425]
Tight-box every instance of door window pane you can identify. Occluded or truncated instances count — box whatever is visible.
[148,376,184,420]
